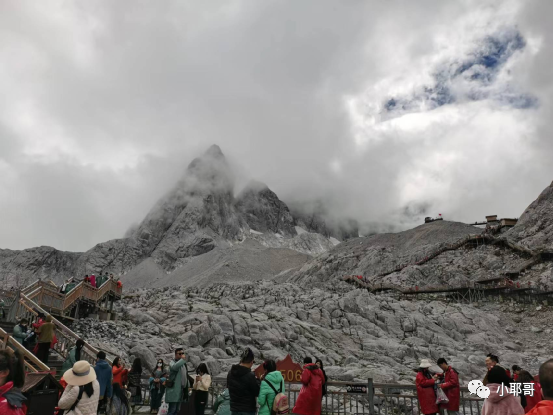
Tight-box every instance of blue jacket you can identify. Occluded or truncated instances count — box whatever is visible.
[95,359,113,398]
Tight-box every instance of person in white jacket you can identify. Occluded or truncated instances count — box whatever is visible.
[193,363,212,415]
[57,360,100,415]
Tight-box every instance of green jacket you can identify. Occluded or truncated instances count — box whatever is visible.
[213,388,231,415]
[165,358,188,403]
[258,371,285,415]
[13,324,28,344]
[62,346,79,373]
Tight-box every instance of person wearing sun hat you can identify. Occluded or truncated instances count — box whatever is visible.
[416,359,439,415]
[57,360,100,415]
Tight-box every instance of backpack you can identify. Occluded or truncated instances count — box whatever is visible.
[55,386,84,415]
[263,379,289,415]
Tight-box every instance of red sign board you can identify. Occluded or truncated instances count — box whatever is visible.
[254,354,303,382]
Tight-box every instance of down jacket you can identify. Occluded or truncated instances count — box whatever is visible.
[415,371,438,415]
[57,380,101,415]
[526,400,553,415]
[0,381,27,415]
[292,364,325,415]
[227,364,260,413]
[440,366,460,411]
[481,383,525,415]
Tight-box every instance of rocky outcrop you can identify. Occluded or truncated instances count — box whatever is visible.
[235,181,296,237]
[292,220,484,287]
[0,246,81,287]
[74,281,547,385]
[506,180,553,251]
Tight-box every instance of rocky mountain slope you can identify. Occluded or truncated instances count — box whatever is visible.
[74,281,548,386]
[291,180,553,290]
[0,145,340,287]
[506,180,553,251]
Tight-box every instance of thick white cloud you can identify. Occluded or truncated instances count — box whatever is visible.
[0,0,551,251]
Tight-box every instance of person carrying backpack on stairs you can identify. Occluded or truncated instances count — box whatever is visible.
[258,360,288,415]
[57,360,100,415]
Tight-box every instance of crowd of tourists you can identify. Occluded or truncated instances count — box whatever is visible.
[415,353,552,415]
[59,273,123,294]
[12,312,57,365]
[4,339,553,414]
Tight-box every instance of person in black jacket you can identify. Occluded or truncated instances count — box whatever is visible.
[227,348,260,415]
[315,358,328,397]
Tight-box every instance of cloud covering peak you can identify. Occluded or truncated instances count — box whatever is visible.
[0,0,552,251]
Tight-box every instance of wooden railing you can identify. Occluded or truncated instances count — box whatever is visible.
[62,279,120,311]
[12,279,121,318]
[17,294,111,365]
[0,327,51,373]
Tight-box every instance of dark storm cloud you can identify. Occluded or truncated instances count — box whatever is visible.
[0,0,551,251]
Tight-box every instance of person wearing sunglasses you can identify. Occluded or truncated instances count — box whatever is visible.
[166,348,189,415]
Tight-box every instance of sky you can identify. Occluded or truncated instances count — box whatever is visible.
[1,0,552,251]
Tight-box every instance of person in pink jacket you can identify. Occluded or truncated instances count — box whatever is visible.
[482,366,524,415]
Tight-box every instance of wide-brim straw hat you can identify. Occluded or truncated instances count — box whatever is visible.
[419,359,433,368]
[64,361,97,386]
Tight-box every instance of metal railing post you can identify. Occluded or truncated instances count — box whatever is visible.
[367,378,374,415]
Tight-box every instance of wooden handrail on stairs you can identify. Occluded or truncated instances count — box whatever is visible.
[17,293,112,365]
[0,327,51,373]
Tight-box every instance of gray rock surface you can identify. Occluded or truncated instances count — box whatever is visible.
[73,281,549,385]
[507,180,553,251]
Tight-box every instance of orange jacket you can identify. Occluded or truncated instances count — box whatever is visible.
[113,365,128,386]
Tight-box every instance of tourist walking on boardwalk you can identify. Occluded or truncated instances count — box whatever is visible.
[90,274,97,288]
[194,363,212,415]
[0,349,27,415]
[526,359,553,414]
[482,366,524,415]
[95,351,113,413]
[415,359,439,415]
[213,388,231,415]
[12,319,29,346]
[258,359,286,415]
[518,370,542,413]
[62,339,85,373]
[128,358,143,411]
[227,347,260,415]
[165,348,189,415]
[57,361,100,415]
[36,314,56,364]
[292,357,325,415]
[112,357,128,387]
[436,358,460,415]
[149,359,167,414]
[315,358,328,397]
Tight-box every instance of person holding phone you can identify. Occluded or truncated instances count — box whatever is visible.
[193,363,212,415]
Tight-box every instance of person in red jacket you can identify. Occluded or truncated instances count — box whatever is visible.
[112,357,128,387]
[526,359,553,415]
[437,358,460,415]
[513,366,522,382]
[416,359,439,415]
[292,357,325,415]
[519,370,542,413]
[0,349,27,415]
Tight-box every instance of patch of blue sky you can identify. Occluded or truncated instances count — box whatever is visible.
[381,28,537,118]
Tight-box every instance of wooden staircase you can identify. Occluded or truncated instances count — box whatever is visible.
[0,279,118,382]
[20,278,122,319]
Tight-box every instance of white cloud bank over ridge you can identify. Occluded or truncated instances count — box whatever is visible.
[0,0,552,251]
